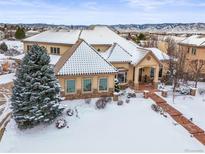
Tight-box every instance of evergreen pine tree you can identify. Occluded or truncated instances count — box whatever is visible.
[0,42,8,52]
[11,45,64,129]
[15,27,25,39]
[114,78,120,93]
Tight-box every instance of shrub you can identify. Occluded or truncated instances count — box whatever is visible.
[56,119,67,129]
[104,97,112,103]
[96,99,107,109]
[126,99,130,103]
[198,88,205,95]
[117,100,123,106]
[127,92,136,98]
[66,109,74,116]
[0,42,8,52]
[85,98,91,104]
[151,104,161,112]
[4,48,21,56]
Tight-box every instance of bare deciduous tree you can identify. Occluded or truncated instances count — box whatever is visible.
[189,59,205,88]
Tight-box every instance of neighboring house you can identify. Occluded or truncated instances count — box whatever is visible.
[25,30,40,38]
[0,31,4,40]
[22,26,169,99]
[178,35,205,74]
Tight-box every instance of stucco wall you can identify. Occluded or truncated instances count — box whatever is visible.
[23,42,72,55]
[111,62,134,82]
[179,44,205,74]
[57,74,115,99]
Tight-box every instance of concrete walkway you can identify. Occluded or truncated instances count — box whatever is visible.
[149,93,205,146]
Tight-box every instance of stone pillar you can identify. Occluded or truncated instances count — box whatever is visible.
[134,67,139,90]
[153,66,159,89]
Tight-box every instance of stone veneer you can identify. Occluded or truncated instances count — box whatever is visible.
[62,88,114,100]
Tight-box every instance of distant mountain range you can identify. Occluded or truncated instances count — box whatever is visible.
[1,23,205,33]
[112,23,205,33]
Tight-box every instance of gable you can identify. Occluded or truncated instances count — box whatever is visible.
[56,39,117,76]
[136,52,160,68]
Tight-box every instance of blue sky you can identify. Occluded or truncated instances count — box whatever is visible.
[0,0,205,25]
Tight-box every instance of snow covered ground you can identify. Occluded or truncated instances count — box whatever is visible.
[0,40,23,52]
[0,91,204,153]
[160,82,205,131]
[0,73,15,84]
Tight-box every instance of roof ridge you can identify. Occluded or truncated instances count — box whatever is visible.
[54,39,83,74]
[107,43,117,59]
[82,40,118,72]
[115,43,133,57]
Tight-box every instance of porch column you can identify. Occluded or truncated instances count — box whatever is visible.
[134,67,139,90]
[154,66,159,89]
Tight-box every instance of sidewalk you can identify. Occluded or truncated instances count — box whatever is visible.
[149,93,205,145]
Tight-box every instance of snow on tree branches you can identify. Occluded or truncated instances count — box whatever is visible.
[11,45,64,129]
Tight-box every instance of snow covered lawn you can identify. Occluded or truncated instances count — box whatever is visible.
[0,92,205,152]
[0,40,23,52]
[0,73,15,84]
[160,82,205,131]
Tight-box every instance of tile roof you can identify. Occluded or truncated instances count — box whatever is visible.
[55,39,117,76]
[101,43,132,62]
[179,35,205,46]
[145,48,169,61]
[23,30,81,44]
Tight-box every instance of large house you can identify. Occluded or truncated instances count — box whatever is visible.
[23,26,169,99]
[178,35,205,75]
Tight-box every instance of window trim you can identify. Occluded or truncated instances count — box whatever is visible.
[117,72,127,84]
[50,47,60,55]
[82,78,93,93]
[65,79,76,94]
[192,47,196,55]
[98,77,108,92]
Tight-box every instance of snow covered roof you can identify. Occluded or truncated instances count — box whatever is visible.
[11,54,61,65]
[55,39,117,76]
[23,26,156,65]
[23,30,81,44]
[49,55,61,65]
[179,35,205,46]
[101,43,132,62]
[80,26,149,64]
[145,48,169,61]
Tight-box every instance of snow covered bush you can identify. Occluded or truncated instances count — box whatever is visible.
[151,104,160,113]
[56,119,67,129]
[66,109,74,116]
[117,100,123,106]
[179,86,190,95]
[127,92,136,98]
[4,48,21,56]
[11,45,64,129]
[103,97,112,103]
[96,99,107,109]
[0,42,8,52]
[198,88,205,95]
[114,78,120,93]
[85,98,91,104]
[126,99,130,103]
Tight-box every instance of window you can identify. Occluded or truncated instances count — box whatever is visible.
[117,72,127,83]
[99,78,108,91]
[150,68,154,78]
[192,48,196,55]
[27,45,32,51]
[51,47,60,55]
[83,79,92,92]
[66,80,76,93]
[159,67,163,78]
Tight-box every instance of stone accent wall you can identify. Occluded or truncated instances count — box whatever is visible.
[62,88,114,100]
